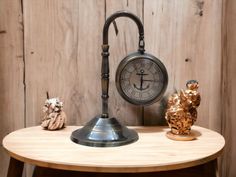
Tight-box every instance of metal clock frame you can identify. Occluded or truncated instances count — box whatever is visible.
[116,52,168,106]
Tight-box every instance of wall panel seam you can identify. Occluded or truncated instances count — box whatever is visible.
[21,0,26,128]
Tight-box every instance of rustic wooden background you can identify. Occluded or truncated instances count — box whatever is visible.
[0,0,235,176]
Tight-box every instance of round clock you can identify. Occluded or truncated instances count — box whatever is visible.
[116,52,168,106]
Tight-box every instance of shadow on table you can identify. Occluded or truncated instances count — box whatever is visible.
[133,126,167,133]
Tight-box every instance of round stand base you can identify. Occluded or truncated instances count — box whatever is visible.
[166,131,196,141]
[70,116,138,147]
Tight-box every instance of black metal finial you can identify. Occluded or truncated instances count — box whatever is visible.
[46,92,50,99]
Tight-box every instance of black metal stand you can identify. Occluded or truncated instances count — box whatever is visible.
[71,11,144,147]
[71,116,138,147]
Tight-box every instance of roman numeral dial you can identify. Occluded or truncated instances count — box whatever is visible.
[116,53,168,106]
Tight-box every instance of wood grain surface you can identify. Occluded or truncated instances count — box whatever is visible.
[3,126,224,173]
[143,0,222,128]
[221,0,236,176]
[23,0,105,126]
[0,0,234,177]
[0,0,24,177]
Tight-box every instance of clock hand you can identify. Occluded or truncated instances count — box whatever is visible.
[142,79,154,82]
[143,79,157,82]
[142,79,161,82]
[136,73,149,75]
[140,74,144,91]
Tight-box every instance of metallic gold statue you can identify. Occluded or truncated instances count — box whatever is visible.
[165,80,201,140]
[41,97,67,130]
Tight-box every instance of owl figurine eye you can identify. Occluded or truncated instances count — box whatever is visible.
[116,52,168,106]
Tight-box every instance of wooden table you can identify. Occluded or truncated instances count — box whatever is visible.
[2,126,225,177]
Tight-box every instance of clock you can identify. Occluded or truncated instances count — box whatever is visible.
[116,52,168,106]
[71,10,169,147]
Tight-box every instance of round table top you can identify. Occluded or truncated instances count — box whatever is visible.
[2,126,225,173]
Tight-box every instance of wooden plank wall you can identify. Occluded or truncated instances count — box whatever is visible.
[221,0,236,176]
[23,0,105,127]
[0,0,25,176]
[143,0,222,127]
[0,0,234,177]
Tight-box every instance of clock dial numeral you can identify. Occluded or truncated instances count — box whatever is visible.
[147,62,153,70]
[121,80,130,87]
[124,72,131,78]
[139,93,142,99]
[133,62,141,72]
[121,77,129,81]
[124,68,132,73]
[130,90,136,98]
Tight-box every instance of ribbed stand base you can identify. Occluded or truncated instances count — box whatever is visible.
[70,116,139,147]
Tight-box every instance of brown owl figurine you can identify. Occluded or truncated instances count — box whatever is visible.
[165,80,201,140]
[41,98,67,130]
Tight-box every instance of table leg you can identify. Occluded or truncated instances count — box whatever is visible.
[7,157,24,177]
[32,167,80,177]
[203,159,218,177]
[32,166,43,177]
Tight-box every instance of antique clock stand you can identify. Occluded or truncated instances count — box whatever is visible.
[71,11,168,147]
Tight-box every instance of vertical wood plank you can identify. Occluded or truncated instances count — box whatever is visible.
[23,1,104,176]
[105,0,143,125]
[143,0,222,130]
[221,0,236,177]
[0,0,24,176]
[23,0,105,126]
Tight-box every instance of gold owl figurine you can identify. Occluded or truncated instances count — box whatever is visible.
[165,80,201,140]
[41,98,67,130]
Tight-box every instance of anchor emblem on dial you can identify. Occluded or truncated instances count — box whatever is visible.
[134,69,152,91]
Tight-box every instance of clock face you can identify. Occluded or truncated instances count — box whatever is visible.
[116,53,168,105]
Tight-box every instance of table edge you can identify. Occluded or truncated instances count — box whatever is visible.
[4,147,224,173]
[2,126,225,173]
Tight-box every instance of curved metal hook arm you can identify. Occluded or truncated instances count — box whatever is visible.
[101,11,145,118]
[103,11,145,52]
